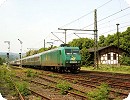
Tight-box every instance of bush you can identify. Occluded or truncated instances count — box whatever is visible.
[16,81,30,96]
[0,65,16,94]
[87,83,110,100]
[0,57,5,65]
[120,55,130,66]
[56,81,71,95]
[26,69,37,77]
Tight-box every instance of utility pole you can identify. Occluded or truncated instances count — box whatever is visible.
[44,39,46,51]
[18,39,23,67]
[65,30,67,44]
[94,9,98,69]
[116,23,120,66]
[4,41,10,67]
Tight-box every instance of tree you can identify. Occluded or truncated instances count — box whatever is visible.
[69,38,94,66]
[98,35,106,47]
[25,50,38,57]
[80,48,93,66]
[98,27,130,65]
[98,27,130,54]
[69,38,94,50]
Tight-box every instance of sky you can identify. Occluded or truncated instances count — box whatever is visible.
[0,0,130,53]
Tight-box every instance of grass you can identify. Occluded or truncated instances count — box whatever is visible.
[15,81,30,96]
[81,65,130,74]
[0,65,30,97]
[47,73,58,78]
[0,65,17,96]
[86,83,110,100]
[25,69,38,77]
[56,81,72,95]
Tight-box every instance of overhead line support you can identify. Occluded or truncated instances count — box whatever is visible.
[58,28,97,44]
[94,9,98,69]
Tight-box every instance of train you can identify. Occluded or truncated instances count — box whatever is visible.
[11,46,81,73]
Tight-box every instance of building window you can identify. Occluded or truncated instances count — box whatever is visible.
[113,54,116,60]
[107,54,111,60]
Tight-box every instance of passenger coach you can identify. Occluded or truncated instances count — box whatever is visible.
[13,46,81,73]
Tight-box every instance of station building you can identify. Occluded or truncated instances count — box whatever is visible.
[88,45,128,65]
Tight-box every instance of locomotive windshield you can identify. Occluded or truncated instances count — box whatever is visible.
[72,49,79,54]
[65,49,79,55]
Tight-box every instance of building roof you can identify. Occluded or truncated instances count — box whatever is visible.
[87,45,128,53]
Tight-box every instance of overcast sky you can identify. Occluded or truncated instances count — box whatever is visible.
[0,0,130,53]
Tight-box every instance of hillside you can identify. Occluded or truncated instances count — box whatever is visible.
[0,52,19,61]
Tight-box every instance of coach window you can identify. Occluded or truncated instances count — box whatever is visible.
[107,54,111,60]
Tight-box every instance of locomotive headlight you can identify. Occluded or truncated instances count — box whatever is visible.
[77,61,81,63]
[66,61,69,63]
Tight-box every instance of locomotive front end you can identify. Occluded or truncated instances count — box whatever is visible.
[64,47,81,72]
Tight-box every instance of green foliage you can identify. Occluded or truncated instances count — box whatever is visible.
[56,81,71,95]
[25,50,38,57]
[0,57,5,65]
[16,81,30,96]
[0,65,15,81]
[120,53,130,66]
[82,65,130,74]
[0,65,16,94]
[98,27,130,54]
[98,35,106,47]
[69,38,94,66]
[0,66,30,96]
[24,27,130,67]
[87,83,110,100]
[80,48,93,65]
[69,38,94,50]
[26,69,37,77]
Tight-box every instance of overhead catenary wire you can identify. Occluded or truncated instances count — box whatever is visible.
[96,0,113,9]
[33,0,115,47]
[100,24,130,35]
[57,6,130,43]
[59,0,113,28]
[51,32,65,43]
[98,7,130,23]
[82,6,130,29]
[98,21,130,30]
[33,0,129,48]
[59,1,130,42]
[59,11,93,28]
[97,12,130,27]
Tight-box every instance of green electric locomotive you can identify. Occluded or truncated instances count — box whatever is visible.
[15,46,81,73]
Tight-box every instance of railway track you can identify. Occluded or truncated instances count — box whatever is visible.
[29,80,88,100]
[39,70,130,99]
[16,74,88,100]
[64,71,130,98]
[10,66,130,99]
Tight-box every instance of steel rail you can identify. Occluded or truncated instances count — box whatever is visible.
[9,76,25,100]
[27,88,50,100]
